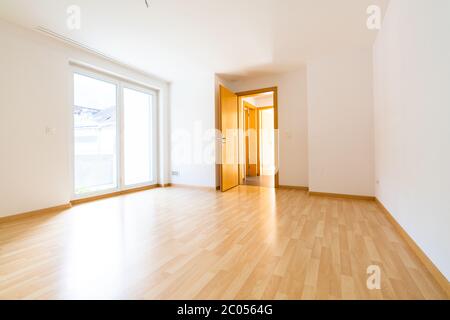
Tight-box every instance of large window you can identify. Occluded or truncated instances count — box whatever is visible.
[73,69,157,198]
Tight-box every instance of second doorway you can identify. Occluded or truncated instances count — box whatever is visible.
[239,89,277,188]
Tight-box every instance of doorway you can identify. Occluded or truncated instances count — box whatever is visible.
[218,85,278,191]
[238,88,278,188]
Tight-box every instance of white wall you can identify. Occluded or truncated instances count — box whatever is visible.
[229,69,309,187]
[373,0,450,279]
[307,48,374,196]
[242,96,257,106]
[253,96,273,108]
[170,73,217,187]
[0,19,170,217]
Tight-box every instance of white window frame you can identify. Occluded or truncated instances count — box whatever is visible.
[70,66,158,200]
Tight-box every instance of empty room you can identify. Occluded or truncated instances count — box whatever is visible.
[0,0,449,309]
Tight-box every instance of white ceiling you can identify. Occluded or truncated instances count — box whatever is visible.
[243,92,274,107]
[0,0,389,82]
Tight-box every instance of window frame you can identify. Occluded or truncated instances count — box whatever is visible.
[70,66,158,200]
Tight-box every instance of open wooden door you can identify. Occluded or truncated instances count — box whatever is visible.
[219,85,239,192]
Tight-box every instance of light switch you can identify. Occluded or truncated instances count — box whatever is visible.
[45,126,56,135]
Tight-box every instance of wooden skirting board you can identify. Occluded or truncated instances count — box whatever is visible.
[0,203,73,223]
[159,183,172,188]
[279,186,374,201]
[0,184,163,221]
[170,183,217,191]
[309,191,375,201]
[375,198,450,297]
[278,185,309,191]
[70,184,160,205]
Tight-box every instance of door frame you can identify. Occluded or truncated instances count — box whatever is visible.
[236,87,279,188]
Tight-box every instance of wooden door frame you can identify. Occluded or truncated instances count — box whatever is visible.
[236,87,279,188]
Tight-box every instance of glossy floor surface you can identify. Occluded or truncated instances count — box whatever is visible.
[0,186,447,299]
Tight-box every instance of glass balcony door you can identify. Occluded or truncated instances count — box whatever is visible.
[73,72,119,196]
[122,86,156,188]
[72,68,157,199]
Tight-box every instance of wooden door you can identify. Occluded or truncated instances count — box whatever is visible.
[220,86,239,191]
